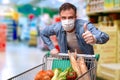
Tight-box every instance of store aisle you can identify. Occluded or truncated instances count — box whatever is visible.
[0,42,47,80]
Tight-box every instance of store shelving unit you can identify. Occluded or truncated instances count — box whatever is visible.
[87,8,120,16]
[28,19,38,47]
[86,0,120,80]
[6,19,14,41]
[0,5,18,41]
[0,18,14,41]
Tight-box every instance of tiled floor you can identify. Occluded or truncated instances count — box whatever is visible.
[0,42,47,80]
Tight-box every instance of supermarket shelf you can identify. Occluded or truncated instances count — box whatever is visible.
[100,63,120,80]
[87,8,120,16]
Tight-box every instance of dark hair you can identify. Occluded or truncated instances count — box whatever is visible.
[59,2,77,15]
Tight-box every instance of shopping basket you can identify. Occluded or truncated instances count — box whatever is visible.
[8,52,100,80]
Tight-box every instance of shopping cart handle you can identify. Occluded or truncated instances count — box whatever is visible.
[46,51,100,61]
[46,51,50,56]
[46,51,68,57]
[95,54,100,61]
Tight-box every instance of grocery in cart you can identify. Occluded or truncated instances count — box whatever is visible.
[8,51,100,80]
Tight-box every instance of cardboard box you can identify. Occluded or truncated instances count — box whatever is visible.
[100,63,120,80]
[99,21,119,31]
[95,44,117,76]
[118,45,120,63]
[117,29,120,63]
[98,43,117,62]
[96,21,120,76]
[107,32,118,44]
[94,45,101,54]
[100,44,117,53]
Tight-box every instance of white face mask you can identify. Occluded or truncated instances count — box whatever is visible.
[61,19,75,31]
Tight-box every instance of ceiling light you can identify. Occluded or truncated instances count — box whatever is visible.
[2,0,10,4]
[58,0,66,3]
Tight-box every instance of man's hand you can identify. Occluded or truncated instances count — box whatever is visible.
[50,48,59,55]
[82,23,96,45]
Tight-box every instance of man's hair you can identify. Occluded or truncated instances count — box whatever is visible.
[59,2,77,15]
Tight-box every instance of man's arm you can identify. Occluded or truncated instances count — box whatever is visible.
[86,22,109,44]
[40,24,60,55]
[40,24,56,50]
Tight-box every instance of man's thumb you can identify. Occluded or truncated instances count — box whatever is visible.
[83,23,88,32]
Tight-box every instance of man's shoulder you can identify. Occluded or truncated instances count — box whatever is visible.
[49,22,61,27]
[76,19,89,25]
[49,22,62,30]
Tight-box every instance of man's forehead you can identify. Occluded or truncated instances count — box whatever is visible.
[60,8,74,12]
[60,9,75,15]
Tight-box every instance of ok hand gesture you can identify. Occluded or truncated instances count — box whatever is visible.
[82,23,96,45]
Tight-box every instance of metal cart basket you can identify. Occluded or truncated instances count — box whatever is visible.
[8,52,99,80]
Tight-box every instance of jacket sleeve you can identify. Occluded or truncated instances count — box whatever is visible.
[87,22,109,44]
[40,24,56,50]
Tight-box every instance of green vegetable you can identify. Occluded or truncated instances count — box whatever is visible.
[68,66,74,72]
[51,68,61,80]
[57,66,73,80]
[51,67,74,80]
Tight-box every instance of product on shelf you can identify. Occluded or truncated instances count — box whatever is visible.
[86,0,120,13]
[0,24,7,52]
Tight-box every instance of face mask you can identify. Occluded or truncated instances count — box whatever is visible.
[61,19,75,31]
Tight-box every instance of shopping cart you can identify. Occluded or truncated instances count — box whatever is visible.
[8,52,100,80]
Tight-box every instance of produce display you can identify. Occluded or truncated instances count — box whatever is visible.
[34,50,90,80]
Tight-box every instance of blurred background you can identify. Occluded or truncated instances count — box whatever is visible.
[0,0,120,80]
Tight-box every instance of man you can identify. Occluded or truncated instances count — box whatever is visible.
[40,3,109,55]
